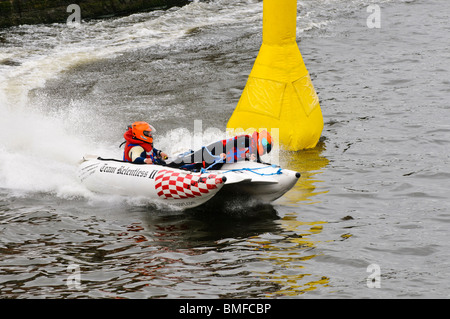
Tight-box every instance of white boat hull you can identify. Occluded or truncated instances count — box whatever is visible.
[216,161,301,203]
[78,157,226,209]
[77,156,300,209]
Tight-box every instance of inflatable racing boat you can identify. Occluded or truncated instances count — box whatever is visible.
[78,154,300,209]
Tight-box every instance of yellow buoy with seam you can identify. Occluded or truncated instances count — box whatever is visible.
[226,0,323,150]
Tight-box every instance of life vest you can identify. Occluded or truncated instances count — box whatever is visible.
[221,134,257,163]
[123,128,155,163]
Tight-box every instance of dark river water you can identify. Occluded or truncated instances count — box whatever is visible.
[0,0,449,299]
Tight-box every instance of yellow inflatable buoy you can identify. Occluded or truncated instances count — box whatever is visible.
[227,0,323,150]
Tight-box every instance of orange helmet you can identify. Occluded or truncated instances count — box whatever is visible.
[131,121,155,144]
[252,130,273,155]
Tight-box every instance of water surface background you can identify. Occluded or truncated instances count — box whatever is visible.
[0,0,449,298]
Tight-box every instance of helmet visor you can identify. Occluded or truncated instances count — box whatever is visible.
[143,131,153,143]
[259,136,272,154]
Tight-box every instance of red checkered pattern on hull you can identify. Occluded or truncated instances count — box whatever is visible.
[155,170,223,200]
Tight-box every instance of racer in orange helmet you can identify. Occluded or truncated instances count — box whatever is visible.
[123,121,168,164]
[173,130,274,170]
[131,121,154,144]
[252,130,273,159]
